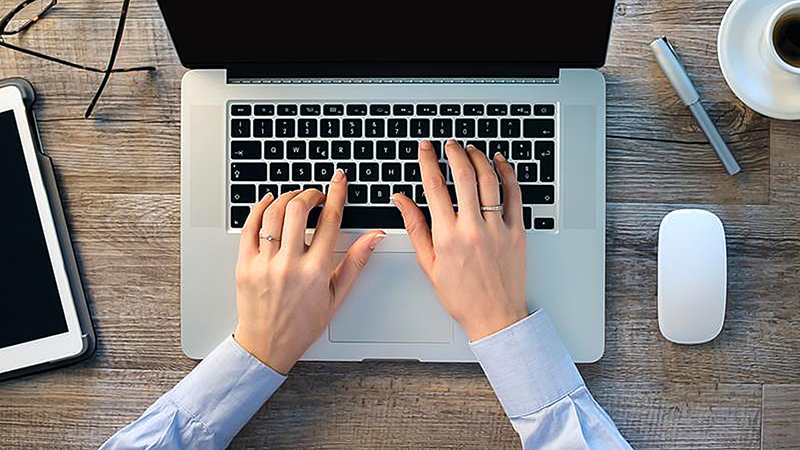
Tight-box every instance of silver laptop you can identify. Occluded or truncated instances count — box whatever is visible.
[161,2,615,363]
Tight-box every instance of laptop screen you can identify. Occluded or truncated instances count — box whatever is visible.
[158,2,616,72]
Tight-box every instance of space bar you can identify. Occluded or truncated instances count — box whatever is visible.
[307,206,431,229]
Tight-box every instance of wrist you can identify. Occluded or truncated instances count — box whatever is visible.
[462,308,528,341]
[233,324,295,375]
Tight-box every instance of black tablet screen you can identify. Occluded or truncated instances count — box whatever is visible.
[0,110,68,348]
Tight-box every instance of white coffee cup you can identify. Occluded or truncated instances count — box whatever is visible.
[763,0,800,75]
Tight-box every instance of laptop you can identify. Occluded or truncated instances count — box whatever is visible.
[161,2,614,363]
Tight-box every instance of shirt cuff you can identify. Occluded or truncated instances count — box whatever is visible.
[469,310,584,418]
[167,336,287,448]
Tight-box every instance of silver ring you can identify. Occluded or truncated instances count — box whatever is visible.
[480,204,504,212]
[259,231,280,243]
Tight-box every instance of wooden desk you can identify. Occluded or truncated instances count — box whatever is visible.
[0,1,798,448]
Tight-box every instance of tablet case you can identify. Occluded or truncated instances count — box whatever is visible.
[0,78,96,382]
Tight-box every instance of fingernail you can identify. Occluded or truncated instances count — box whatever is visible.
[262,192,274,202]
[466,144,476,150]
[369,232,387,250]
[391,194,405,209]
[333,168,345,182]
[448,139,457,145]
[495,152,506,162]
[420,139,431,148]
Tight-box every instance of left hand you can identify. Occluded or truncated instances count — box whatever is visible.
[233,169,385,374]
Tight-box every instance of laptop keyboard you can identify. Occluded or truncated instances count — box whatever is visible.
[228,102,558,231]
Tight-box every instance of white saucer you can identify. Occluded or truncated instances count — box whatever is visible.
[718,0,800,120]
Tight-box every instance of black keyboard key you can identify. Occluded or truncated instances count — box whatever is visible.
[534,217,555,230]
[466,141,487,154]
[255,104,274,116]
[347,104,368,115]
[253,119,273,137]
[523,119,555,138]
[371,185,391,203]
[297,119,317,137]
[534,104,555,116]
[393,104,414,115]
[281,184,301,194]
[231,184,256,203]
[535,141,555,182]
[523,207,532,230]
[292,162,312,181]
[432,141,443,159]
[231,141,261,159]
[354,141,374,159]
[399,141,418,160]
[501,119,521,138]
[415,185,427,204]
[393,184,413,199]
[517,162,538,182]
[365,119,385,137]
[455,119,475,138]
[417,104,437,115]
[489,141,510,159]
[307,206,419,229]
[278,105,297,116]
[264,141,284,159]
[300,105,321,116]
[348,184,368,203]
[360,163,379,181]
[410,119,430,138]
[309,141,329,159]
[320,119,340,137]
[382,163,402,181]
[231,162,267,181]
[330,141,351,160]
[324,104,344,115]
[464,104,484,116]
[376,141,396,160]
[337,163,356,181]
[512,141,532,160]
[275,119,295,137]
[231,119,250,137]
[433,119,453,138]
[315,163,335,182]
[269,162,290,181]
[520,185,554,204]
[477,119,498,138]
[258,184,279,200]
[404,162,421,182]
[440,104,461,115]
[487,105,508,115]
[370,104,391,116]
[230,206,249,228]
[286,141,306,159]
[343,119,362,137]
[388,119,408,137]
[231,104,251,116]
[511,104,531,116]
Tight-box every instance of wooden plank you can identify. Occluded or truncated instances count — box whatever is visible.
[762,385,800,450]
[770,121,800,206]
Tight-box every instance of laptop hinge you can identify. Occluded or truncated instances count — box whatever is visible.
[226,63,559,84]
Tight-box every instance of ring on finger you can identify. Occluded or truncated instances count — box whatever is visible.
[479,204,503,213]
[259,230,281,243]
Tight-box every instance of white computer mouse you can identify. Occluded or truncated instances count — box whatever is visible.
[658,209,727,344]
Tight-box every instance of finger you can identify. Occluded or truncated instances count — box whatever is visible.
[282,189,326,257]
[494,152,523,229]
[309,168,347,258]
[418,140,455,226]
[444,139,481,220]
[261,190,303,255]
[392,193,435,272]
[331,230,386,309]
[240,192,274,259]
[466,144,502,224]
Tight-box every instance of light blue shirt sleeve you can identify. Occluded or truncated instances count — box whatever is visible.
[470,310,633,450]
[99,336,286,450]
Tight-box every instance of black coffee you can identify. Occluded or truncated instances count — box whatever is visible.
[774,13,800,68]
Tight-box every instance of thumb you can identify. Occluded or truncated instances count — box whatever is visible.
[331,230,386,308]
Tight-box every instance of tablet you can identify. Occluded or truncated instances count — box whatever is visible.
[0,84,94,379]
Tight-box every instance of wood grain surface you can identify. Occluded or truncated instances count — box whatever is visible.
[0,0,798,449]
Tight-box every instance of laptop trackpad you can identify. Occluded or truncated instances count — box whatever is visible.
[329,253,452,344]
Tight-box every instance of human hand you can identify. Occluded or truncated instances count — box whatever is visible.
[392,140,528,341]
[233,170,386,374]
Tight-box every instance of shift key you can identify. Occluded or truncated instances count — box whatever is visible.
[520,185,555,204]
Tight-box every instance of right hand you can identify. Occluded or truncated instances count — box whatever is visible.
[392,140,529,341]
